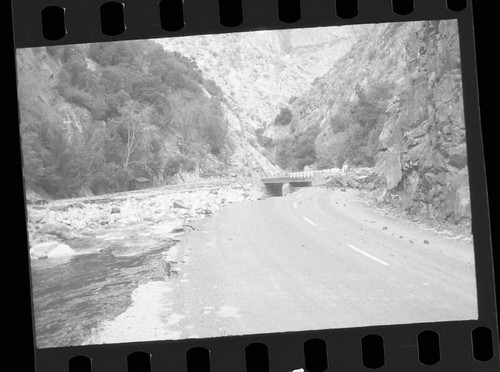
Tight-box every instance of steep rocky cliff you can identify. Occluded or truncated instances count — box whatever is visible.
[157,27,365,165]
[378,20,469,226]
[264,20,470,227]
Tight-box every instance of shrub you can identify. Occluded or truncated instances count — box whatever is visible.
[255,128,272,147]
[164,154,197,177]
[315,131,349,168]
[329,111,351,134]
[58,85,108,120]
[319,82,394,168]
[88,42,138,67]
[274,107,293,126]
[203,79,223,98]
[89,163,133,194]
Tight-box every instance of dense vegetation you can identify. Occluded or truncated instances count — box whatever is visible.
[275,126,318,170]
[19,42,229,197]
[273,107,293,126]
[274,81,393,171]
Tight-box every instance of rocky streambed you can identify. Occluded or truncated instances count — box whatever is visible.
[26,180,265,348]
[27,180,265,253]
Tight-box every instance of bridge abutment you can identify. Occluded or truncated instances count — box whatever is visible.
[263,181,312,196]
[289,181,312,188]
[261,175,314,197]
[264,183,284,196]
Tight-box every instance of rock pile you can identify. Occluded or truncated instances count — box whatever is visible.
[26,181,265,255]
[322,168,384,191]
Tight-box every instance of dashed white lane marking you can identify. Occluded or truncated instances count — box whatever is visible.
[293,202,298,209]
[347,244,389,266]
[297,193,303,198]
[303,217,317,226]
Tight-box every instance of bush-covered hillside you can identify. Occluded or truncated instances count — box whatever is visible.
[18,42,230,198]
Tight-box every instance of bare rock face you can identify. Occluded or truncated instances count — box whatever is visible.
[381,20,470,226]
[266,20,469,228]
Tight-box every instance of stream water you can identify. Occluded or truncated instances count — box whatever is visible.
[30,233,175,348]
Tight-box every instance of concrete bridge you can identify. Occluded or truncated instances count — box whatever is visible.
[261,171,315,196]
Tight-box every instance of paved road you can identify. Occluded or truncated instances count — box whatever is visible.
[93,187,478,343]
[160,187,477,338]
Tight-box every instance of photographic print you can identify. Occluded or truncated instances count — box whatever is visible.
[17,19,478,348]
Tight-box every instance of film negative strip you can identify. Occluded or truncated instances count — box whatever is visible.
[8,0,499,371]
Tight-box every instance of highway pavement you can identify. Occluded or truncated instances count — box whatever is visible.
[161,186,478,339]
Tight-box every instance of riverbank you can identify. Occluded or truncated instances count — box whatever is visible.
[28,179,266,348]
[27,179,265,250]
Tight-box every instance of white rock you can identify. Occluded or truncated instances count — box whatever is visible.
[30,241,77,259]
[152,219,185,234]
[46,244,77,258]
[30,241,59,258]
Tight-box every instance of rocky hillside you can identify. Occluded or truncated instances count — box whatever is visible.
[264,20,470,227]
[157,26,367,157]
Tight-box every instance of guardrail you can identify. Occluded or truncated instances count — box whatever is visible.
[286,168,342,178]
[265,167,346,179]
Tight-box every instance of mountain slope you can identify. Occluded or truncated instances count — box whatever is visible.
[15,42,279,198]
[264,20,470,227]
[157,27,367,162]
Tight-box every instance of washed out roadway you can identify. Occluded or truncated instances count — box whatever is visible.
[96,187,478,341]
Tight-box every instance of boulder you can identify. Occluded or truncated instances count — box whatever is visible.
[40,222,73,240]
[381,152,402,190]
[46,244,77,258]
[447,143,467,169]
[30,241,58,258]
[30,241,77,259]
[345,177,359,188]
[452,168,471,222]
[195,207,212,215]
[111,206,121,214]
[70,202,85,209]
[155,219,185,234]
[173,200,188,209]
[379,115,404,151]
[49,204,69,212]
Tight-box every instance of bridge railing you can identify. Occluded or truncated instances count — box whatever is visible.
[286,168,341,178]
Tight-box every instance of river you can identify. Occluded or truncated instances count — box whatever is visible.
[30,233,176,348]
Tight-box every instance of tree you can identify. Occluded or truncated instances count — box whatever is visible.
[275,126,319,171]
[315,131,349,168]
[116,102,153,169]
[88,41,139,67]
[197,99,228,155]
